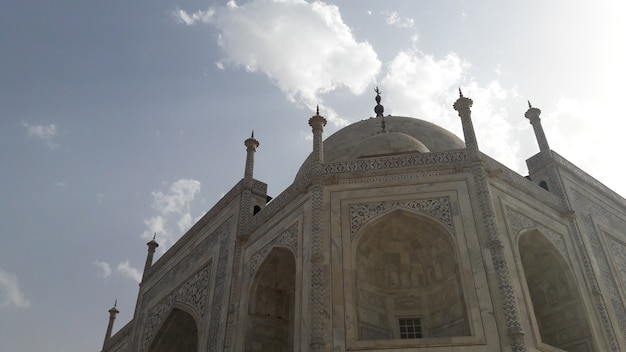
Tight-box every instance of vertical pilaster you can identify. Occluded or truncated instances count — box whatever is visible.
[308,107,327,351]
[454,90,527,351]
[224,134,261,351]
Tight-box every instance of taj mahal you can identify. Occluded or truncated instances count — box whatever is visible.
[99,89,626,352]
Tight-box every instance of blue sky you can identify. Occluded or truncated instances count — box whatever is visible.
[1,0,625,351]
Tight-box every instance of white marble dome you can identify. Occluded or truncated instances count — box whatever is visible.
[296,115,465,179]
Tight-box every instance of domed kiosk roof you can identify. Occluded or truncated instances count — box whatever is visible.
[296,115,465,180]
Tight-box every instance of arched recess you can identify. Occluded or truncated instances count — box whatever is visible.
[148,306,199,352]
[245,247,296,352]
[354,209,470,340]
[519,230,595,351]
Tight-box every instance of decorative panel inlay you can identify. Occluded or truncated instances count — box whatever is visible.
[323,150,468,174]
[141,262,212,351]
[249,222,299,278]
[350,197,453,240]
[606,234,626,291]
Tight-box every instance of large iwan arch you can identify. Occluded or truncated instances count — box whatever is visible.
[245,247,296,352]
[354,210,469,340]
[519,230,595,351]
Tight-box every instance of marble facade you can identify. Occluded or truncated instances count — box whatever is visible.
[100,94,626,352]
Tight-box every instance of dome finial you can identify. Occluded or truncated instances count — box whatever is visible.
[459,87,464,98]
[527,100,532,109]
[374,86,384,117]
[316,105,320,116]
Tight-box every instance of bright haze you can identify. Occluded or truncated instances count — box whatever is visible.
[1,0,624,351]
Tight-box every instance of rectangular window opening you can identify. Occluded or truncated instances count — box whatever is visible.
[398,317,422,339]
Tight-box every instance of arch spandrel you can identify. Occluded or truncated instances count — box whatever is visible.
[148,306,199,352]
[349,198,455,243]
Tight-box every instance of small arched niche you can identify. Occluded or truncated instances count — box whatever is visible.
[148,307,198,352]
[354,210,469,340]
[519,231,594,351]
[245,247,296,352]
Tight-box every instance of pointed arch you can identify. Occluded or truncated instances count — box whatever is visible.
[245,247,296,352]
[353,209,469,340]
[148,306,199,352]
[518,230,594,351]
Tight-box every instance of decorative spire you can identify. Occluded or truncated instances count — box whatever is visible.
[525,101,550,152]
[103,299,120,348]
[143,234,159,280]
[453,88,479,158]
[244,132,260,179]
[308,106,327,166]
[374,86,384,118]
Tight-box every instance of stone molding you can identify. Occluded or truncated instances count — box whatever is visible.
[206,225,231,352]
[249,222,299,279]
[349,197,453,241]
[529,151,626,210]
[103,321,132,352]
[483,157,562,209]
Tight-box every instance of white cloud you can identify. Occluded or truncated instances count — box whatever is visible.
[381,49,522,172]
[22,122,58,149]
[382,49,468,131]
[151,179,201,215]
[117,260,142,283]
[543,97,626,196]
[175,0,381,126]
[93,260,111,278]
[0,268,31,309]
[384,11,414,28]
[177,212,193,232]
[141,179,202,249]
[174,7,215,25]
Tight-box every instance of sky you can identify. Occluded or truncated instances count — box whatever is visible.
[1,0,625,351]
